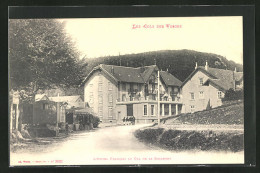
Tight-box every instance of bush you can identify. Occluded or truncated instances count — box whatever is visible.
[134,128,164,144]
[223,89,244,101]
[135,128,244,152]
[228,134,244,152]
[159,130,182,149]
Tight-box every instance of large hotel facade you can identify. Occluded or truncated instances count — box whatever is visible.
[82,63,243,124]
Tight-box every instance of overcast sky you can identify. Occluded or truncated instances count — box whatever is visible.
[62,17,243,64]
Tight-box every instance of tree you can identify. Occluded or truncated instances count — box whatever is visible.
[9,19,87,97]
[222,88,244,101]
[206,99,212,110]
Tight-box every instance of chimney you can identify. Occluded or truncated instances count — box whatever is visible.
[154,58,156,65]
[234,67,237,72]
[205,61,209,71]
[195,62,198,69]
[167,68,168,72]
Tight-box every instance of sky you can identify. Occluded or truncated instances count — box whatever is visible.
[62,17,243,64]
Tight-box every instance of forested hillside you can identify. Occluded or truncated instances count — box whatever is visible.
[83,49,243,82]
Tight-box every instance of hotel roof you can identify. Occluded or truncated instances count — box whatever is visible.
[82,64,182,87]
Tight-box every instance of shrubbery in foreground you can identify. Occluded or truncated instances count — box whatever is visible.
[134,128,243,152]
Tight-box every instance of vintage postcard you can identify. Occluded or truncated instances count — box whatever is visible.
[9,15,245,166]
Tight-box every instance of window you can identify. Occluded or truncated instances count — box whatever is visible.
[122,83,126,91]
[217,91,222,99]
[173,87,179,93]
[109,94,113,103]
[98,95,103,104]
[138,84,142,92]
[190,93,195,100]
[199,78,203,85]
[98,74,102,83]
[89,83,93,88]
[199,91,204,99]
[98,83,102,91]
[108,82,113,90]
[98,106,103,118]
[190,105,195,113]
[43,103,48,110]
[144,105,147,116]
[151,105,154,116]
[122,94,126,101]
[108,107,113,118]
[152,84,155,91]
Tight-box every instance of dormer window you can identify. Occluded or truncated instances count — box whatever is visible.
[199,78,203,85]
[122,83,126,91]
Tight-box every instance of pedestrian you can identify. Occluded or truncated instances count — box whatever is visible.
[129,116,133,125]
[132,116,135,125]
[123,117,126,125]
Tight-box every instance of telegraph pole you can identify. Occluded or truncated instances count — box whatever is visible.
[157,70,160,126]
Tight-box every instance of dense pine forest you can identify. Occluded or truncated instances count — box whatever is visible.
[84,49,243,82]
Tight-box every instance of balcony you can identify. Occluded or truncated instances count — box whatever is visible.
[116,95,182,104]
[148,89,157,95]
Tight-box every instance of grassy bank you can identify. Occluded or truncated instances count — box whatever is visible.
[134,101,244,152]
[134,128,243,152]
[163,101,243,125]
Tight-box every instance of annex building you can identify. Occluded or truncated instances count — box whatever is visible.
[181,62,243,113]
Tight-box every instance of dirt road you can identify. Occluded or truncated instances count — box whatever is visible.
[10,124,244,166]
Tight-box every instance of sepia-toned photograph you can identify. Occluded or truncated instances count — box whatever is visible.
[9,16,244,166]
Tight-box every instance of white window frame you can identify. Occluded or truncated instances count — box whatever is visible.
[122,94,126,102]
[108,107,113,118]
[190,105,195,113]
[190,92,195,100]
[108,82,113,91]
[217,91,222,99]
[98,95,103,104]
[199,78,204,85]
[199,91,204,99]
[98,83,102,91]
[109,94,113,103]
[98,106,103,118]
[151,105,155,116]
[143,104,148,116]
